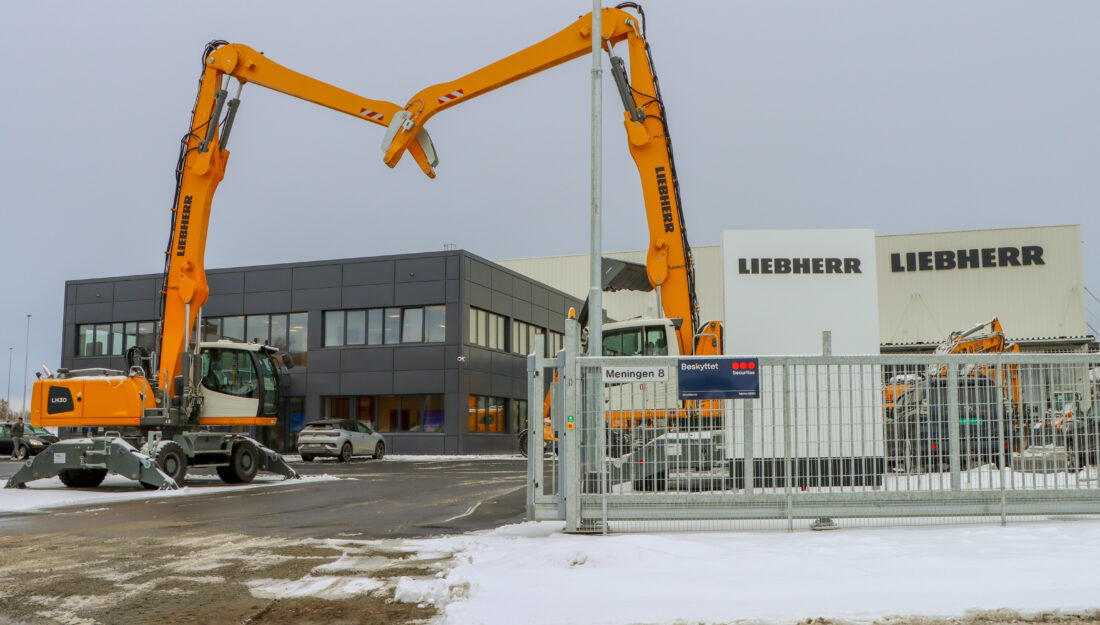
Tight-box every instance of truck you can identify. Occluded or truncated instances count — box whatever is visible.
[7,42,439,489]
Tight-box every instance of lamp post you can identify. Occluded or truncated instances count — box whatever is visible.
[22,314,30,415]
[5,346,11,416]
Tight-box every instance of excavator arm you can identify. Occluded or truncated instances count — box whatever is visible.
[381,4,704,356]
[157,42,439,393]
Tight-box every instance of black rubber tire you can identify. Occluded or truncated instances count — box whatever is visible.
[218,439,259,484]
[14,445,29,461]
[58,468,108,488]
[154,441,189,485]
[517,431,529,458]
[339,442,353,463]
[372,441,386,460]
[300,454,315,463]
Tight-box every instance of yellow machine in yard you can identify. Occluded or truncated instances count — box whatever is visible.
[7,42,438,490]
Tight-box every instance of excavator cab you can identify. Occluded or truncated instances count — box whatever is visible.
[196,340,288,426]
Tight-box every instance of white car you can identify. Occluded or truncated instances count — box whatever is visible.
[297,419,385,462]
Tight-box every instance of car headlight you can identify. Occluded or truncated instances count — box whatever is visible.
[29,440,45,447]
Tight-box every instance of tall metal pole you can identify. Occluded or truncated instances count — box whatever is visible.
[588,1,603,356]
[22,314,30,415]
[6,347,12,414]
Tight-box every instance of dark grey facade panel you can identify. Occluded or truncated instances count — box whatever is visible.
[339,371,393,395]
[306,372,340,396]
[207,271,244,294]
[446,256,460,280]
[445,436,459,454]
[288,373,308,396]
[512,278,532,302]
[529,306,549,328]
[204,294,245,317]
[74,302,114,324]
[446,279,459,302]
[113,300,155,321]
[490,374,513,397]
[343,260,395,286]
[394,281,445,306]
[395,257,446,283]
[292,287,341,312]
[114,279,157,302]
[393,370,444,394]
[76,282,113,304]
[466,283,492,310]
[340,347,394,372]
[491,290,512,316]
[445,369,459,393]
[491,269,513,294]
[511,377,527,398]
[341,284,394,309]
[512,300,532,323]
[244,291,292,315]
[245,268,292,293]
[466,375,491,396]
[445,304,460,343]
[530,286,549,309]
[393,345,446,371]
[293,264,342,290]
[306,350,340,373]
[65,283,77,302]
[469,260,492,288]
[547,292,565,313]
[466,348,494,373]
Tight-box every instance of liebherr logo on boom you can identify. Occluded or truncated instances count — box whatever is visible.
[655,167,674,233]
[176,195,193,257]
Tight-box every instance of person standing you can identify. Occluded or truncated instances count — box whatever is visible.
[10,416,24,459]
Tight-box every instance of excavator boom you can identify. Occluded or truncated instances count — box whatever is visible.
[382,5,703,355]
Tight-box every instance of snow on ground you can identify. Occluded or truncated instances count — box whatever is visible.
[380,520,1100,625]
[0,473,343,514]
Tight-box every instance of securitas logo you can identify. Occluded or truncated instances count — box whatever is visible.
[729,360,757,374]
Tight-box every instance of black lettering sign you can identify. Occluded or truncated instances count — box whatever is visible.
[890,245,1045,272]
[176,195,193,257]
[654,167,675,234]
[737,257,863,275]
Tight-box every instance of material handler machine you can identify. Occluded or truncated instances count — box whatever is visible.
[8,42,438,489]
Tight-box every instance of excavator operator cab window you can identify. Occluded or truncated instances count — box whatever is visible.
[201,348,259,398]
[602,326,670,357]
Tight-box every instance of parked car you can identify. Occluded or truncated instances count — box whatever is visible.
[297,419,385,462]
[0,422,56,460]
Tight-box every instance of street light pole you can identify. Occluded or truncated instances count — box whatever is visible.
[22,314,30,415]
[6,346,12,416]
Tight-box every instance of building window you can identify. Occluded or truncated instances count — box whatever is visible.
[76,320,157,357]
[468,395,509,433]
[360,394,443,432]
[323,306,446,348]
[469,307,508,351]
[547,331,564,357]
[511,399,528,435]
[204,312,308,366]
[511,320,544,356]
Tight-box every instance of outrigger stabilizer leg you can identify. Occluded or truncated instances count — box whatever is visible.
[4,437,178,490]
[243,436,300,479]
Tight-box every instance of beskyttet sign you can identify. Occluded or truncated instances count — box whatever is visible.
[678,358,760,399]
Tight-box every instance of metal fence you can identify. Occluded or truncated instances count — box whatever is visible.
[526,324,1100,532]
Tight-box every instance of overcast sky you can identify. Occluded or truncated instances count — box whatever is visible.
[2,1,1098,409]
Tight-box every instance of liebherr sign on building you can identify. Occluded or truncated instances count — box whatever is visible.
[876,225,1086,346]
[722,229,880,356]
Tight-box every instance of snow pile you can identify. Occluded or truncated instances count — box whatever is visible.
[0,473,343,514]
[394,520,1100,625]
[247,576,382,600]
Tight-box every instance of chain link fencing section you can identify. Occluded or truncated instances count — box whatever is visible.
[527,336,1100,532]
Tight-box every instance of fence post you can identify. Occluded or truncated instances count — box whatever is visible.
[562,318,582,533]
[526,334,547,520]
[995,360,1007,525]
[947,361,961,491]
[783,362,794,531]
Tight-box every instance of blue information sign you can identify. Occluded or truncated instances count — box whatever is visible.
[677,358,760,400]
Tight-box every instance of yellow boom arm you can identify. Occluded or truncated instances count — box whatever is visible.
[382,5,704,355]
[158,42,438,393]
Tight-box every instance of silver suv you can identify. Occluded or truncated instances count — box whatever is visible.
[297,419,385,462]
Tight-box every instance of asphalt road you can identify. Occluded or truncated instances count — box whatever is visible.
[0,456,528,539]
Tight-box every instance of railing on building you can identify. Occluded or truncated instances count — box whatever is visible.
[526,323,1100,533]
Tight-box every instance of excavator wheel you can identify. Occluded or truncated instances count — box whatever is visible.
[217,439,259,484]
[148,441,188,488]
[58,468,108,488]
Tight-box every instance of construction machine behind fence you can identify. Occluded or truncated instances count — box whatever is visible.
[7,43,438,489]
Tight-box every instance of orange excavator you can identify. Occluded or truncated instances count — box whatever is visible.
[376,4,722,454]
[8,42,438,489]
